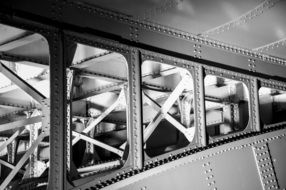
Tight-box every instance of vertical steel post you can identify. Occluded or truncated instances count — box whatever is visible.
[47,31,68,190]
[250,78,261,132]
[129,48,144,169]
[194,65,207,146]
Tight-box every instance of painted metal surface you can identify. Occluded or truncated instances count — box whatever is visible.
[97,129,285,190]
[1,1,286,79]
[0,1,285,190]
[268,138,286,189]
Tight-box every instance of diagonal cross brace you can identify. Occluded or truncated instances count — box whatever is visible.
[0,129,24,153]
[72,131,123,157]
[0,62,47,104]
[143,74,195,142]
[0,132,48,190]
[0,159,25,174]
[72,88,126,145]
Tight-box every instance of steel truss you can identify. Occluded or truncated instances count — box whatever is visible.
[0,2,286,189]
[0,60,50,189]
[142,70,195,143]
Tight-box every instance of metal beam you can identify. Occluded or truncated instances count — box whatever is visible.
[72,82,125,101]
[0,116,42,132]
[72,51,117,69]
[0,159,25,174]
[0,33,43,51]
[200,0,280,36]
[0,62,46,103]
[72,131,124,157]
[0,129,23,153]
[143,92,195,142]
[142,67,179,82]
[0,96,41,109]
[144,112,164,142]
[2,1,286,79]
[253,37,286,52]
[72,88,125,145]
[0,132,47,189]
[48,32,68,190]
[26,110,41,178]
[77,160,121,174]
[74,68,127,83]
[0,52,49,66]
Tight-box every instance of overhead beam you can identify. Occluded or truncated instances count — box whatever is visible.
[0,96,41,109]
[60,2,286,80]
[72,82,125,101]
[72,51,117,69]
[142,67,179,82]
[200,0,280,36]
[17,61,49,69]
[0,62,46,103]
[0,33,43,51]
[0,52,49,66]
[253,37,286,52]
[72,68,127,83]
[0,116,42,132]
[1,1,286,79]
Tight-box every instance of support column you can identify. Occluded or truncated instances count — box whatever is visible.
[47,31,68,190]
[193,65,207,146]
[250,78,261,132]
[128,49,143,169]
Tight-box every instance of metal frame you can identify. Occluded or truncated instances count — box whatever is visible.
[0,20,52,189]
[0,2,285,189]
[140,49,206,163]
[258,78,286,130]
[0,16,67,190]
[63,31,144,188]
[203,66,254,143]
[2,0,286,80]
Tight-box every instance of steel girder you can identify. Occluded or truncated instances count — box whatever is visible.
[1,0,286,81]
[0,55,50,189]
[0,2,286,190]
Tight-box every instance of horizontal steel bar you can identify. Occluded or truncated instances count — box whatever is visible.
[0,33,43,51]
[0,52,49,66]
[72,82,125,101]
[0,116,42,132]
[2,1,286,80]
[72,52,117,68]
[0,96,41,109]
[77,160,121,174]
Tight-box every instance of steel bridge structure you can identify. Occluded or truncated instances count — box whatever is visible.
[0,0,285,190]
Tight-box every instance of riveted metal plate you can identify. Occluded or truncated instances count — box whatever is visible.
[210,146,261,190]
[268,137,286,189]
[117,158,211,190]
[253,143,279,190]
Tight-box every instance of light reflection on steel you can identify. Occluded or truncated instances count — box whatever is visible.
[0,1,286,189]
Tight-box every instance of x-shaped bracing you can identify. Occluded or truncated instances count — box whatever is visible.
[143,70,195,143]
[72,87,126,159]
[0,62,49,189]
